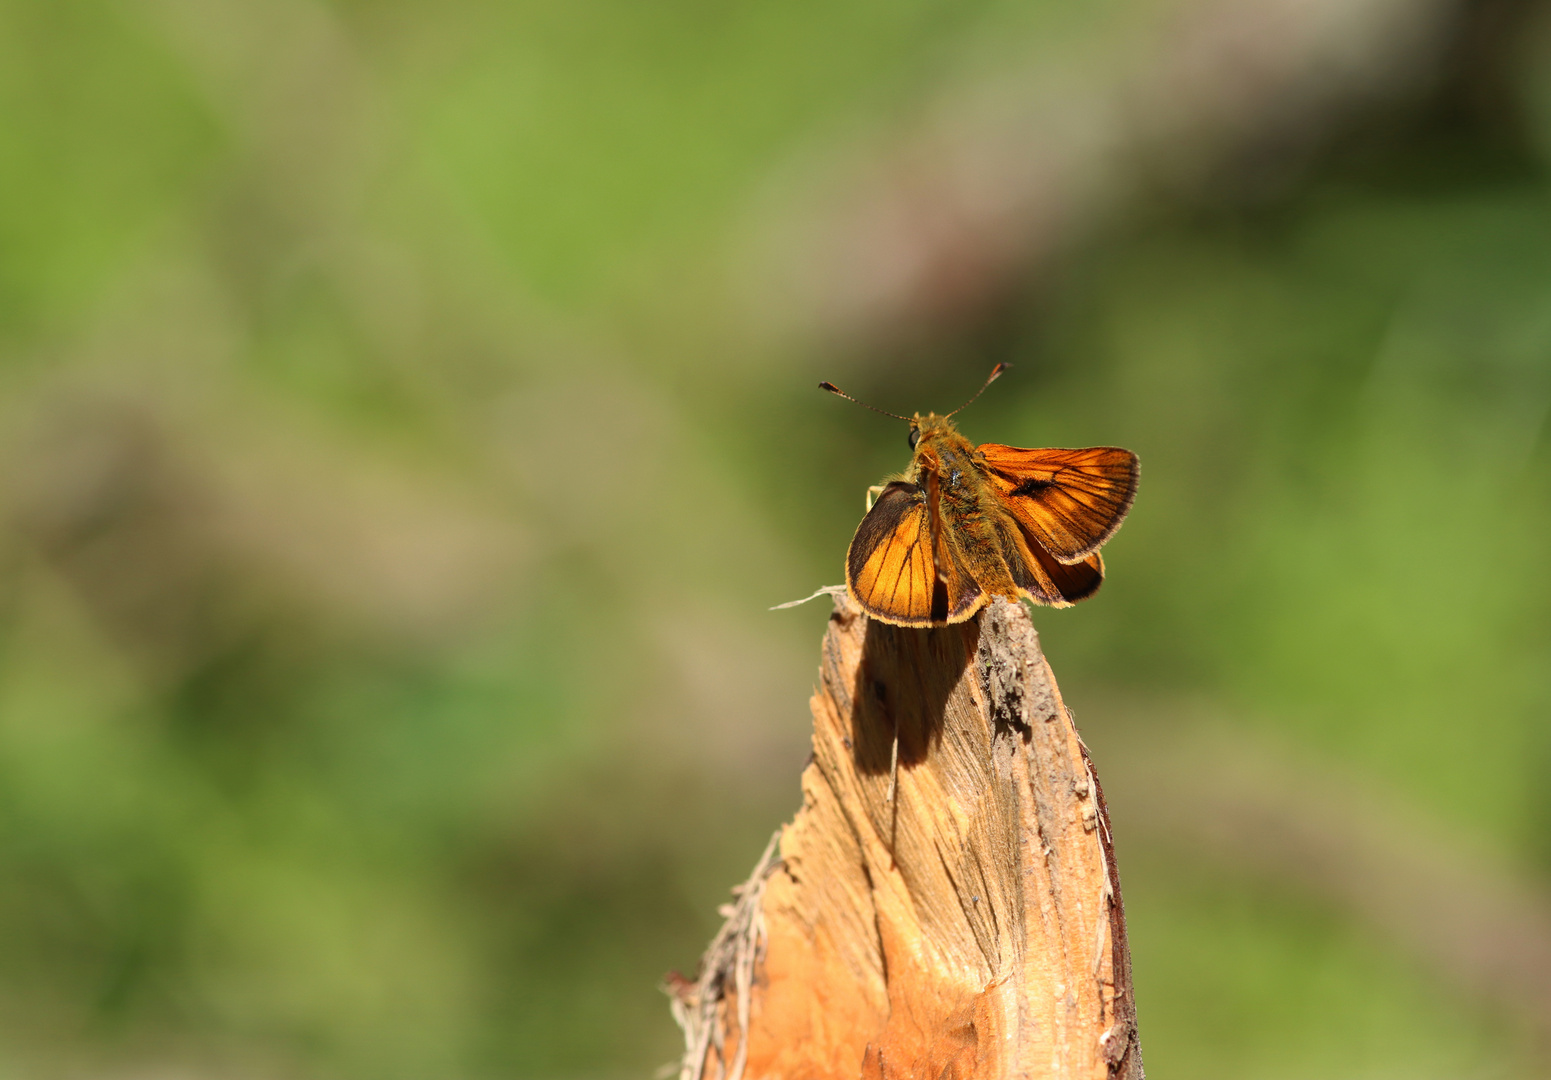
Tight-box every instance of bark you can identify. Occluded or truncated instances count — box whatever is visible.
[668,594,1142,1078]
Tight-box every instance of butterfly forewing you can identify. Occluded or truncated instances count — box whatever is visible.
[846,481,985,625]
[978,445,1139,563]
[846,482,934,623]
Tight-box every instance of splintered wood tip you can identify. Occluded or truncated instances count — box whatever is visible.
[670,595,1142,1079]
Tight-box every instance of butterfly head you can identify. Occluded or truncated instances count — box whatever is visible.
[907,412,958,451]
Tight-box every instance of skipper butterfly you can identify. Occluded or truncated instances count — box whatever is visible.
[822,364,1139,626]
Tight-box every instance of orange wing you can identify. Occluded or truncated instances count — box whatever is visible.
[846,481,984,626]
[992,517,1105,607]
[977,445,1139,564]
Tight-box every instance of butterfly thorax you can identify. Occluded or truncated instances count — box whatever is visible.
[907,414,1016,591]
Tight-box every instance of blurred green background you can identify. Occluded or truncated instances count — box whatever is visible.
[2,0,1550,1075]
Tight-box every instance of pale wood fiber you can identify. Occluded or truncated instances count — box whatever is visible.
[672,594,1141,1079]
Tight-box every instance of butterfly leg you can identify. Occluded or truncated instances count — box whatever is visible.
[865,484,886,512]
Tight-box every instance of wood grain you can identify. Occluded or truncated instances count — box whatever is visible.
[669,594,1142,1078]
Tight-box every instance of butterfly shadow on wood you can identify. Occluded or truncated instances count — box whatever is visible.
[849,618,979,778]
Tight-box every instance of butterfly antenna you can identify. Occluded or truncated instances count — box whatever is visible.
[818,381,910,422]
[946,362,1011,417]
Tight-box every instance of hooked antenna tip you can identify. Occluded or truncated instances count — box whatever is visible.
[945,362,1013,417]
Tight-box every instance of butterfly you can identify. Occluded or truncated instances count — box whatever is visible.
[821,364,1139,627]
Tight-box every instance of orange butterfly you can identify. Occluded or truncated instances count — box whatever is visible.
[822,365,1139,626]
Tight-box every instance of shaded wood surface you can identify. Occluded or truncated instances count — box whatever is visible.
[670,594,1141,1078]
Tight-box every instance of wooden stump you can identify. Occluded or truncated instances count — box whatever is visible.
[668,594,1142,1079]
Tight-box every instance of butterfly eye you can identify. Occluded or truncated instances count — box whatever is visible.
[908,428,921,450]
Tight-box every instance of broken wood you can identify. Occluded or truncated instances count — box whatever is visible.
[668,593,1142,1078]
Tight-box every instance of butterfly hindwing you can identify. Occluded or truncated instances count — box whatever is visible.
[994,518,1105,607]
[1024,545,1104,605]
[977,445,1139,563]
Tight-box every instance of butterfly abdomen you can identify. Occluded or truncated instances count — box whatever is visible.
[922,436,1018,598]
